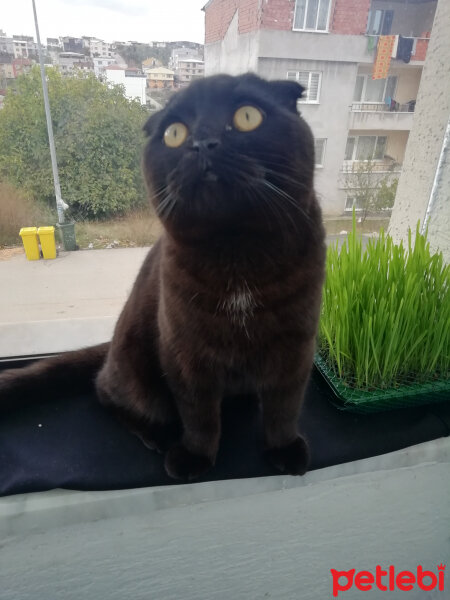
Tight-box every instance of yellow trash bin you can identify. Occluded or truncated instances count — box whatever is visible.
[19,227,40,261]
[37,226,57,259]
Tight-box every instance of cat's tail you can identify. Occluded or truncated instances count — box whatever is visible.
[0,343,109,411]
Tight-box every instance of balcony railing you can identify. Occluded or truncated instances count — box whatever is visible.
[351,101,415,113]
[341,161,402,174]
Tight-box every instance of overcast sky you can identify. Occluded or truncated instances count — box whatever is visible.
[2,0,206,44]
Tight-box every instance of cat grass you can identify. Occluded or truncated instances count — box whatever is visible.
[317,213,450,400]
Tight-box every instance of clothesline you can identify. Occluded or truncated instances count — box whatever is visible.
[366,35,431,41]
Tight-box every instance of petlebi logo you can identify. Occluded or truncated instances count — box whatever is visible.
[330,564,446,597]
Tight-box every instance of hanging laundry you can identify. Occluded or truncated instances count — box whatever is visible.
[372,35,396,80]
[367,35,378,52]
[397,36,414,63]
[391,35,399,58]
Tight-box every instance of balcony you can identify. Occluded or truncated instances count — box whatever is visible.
[366,34,430,65]
[349,103,415,131]
[341,160,402,175]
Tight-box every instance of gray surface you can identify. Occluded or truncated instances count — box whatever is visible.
[1,437,449,600]
[389,0,450,263]
[0,247,149,356]
[0,236,373,356]
[1,246,149,323]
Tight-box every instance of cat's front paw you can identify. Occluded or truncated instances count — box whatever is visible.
[265,436,310,475]
[135,421,182,454]
[165,443,213,480]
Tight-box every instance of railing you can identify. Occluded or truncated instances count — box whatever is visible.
[341,161,402,174]
[351,102,415,113]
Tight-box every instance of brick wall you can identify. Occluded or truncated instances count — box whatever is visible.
[205,0,372,42]
[260,0,294,30]
[411,32,430,62]
[204,0,260,43]
[330,0,370,35]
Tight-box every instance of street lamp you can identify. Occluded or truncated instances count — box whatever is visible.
[32,0,76,250]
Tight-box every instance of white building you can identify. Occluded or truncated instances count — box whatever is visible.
[169,46,202,71]
[176,58,205,87]
[12,40,28,59]
[104,66,147,104]
[93,56,117,77]
[0,34,14,55]
[89,38,115,58]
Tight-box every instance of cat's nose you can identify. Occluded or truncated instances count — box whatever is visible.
[192,138,220,152]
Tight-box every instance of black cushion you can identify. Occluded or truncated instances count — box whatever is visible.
[1,360,449,496]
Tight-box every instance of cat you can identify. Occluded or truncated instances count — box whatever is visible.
[0,73,326,481]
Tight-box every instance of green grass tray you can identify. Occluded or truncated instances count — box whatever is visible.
[314,354,450,413]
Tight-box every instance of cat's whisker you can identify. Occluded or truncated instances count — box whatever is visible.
[260,179,314,226]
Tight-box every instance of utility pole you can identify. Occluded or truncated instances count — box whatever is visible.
[31,0,65,224]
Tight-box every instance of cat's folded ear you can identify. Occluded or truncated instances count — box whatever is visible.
[269,81,305,114]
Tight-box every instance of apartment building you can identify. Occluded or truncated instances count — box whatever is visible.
[93,56,117,77]
[61,36,84,54]
[88,38,115,58]
[58,52,93,74]
[146,67,175,89]
[176,58,205,87]
[169,46,202,71]
[0,33,14,55]
[0,59,14,83]
[203,0,437,215]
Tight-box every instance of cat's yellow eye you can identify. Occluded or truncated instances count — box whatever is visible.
[232,106,263,132]
[163,122,188,148]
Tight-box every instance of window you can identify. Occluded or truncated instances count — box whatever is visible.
[314,138,326,167]
[366,9,394,35]
[345,136,387,161]
[287,71,322,103]
[293,0,331,32]
[353,75,397,103]
[345,196,365,212]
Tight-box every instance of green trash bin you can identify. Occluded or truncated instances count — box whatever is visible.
[56,222,77,251]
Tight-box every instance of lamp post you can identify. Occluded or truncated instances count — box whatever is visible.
[32,0,77,250]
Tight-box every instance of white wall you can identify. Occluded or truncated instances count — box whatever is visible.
[205,11,260,76]
[105,69,147,104]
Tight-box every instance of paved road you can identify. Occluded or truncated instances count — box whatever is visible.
[0,234,375,357]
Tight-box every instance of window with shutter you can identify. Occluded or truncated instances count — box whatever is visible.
[286,71,322,103]
[314,138,326,166]
[308,73,321,102]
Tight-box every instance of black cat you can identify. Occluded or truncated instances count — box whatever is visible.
[0,74,326,480]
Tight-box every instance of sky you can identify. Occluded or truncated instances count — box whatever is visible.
[2,0,206,44]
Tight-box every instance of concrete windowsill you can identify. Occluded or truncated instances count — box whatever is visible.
[1,437,449,599]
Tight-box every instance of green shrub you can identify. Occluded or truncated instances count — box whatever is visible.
[0,67,149,220]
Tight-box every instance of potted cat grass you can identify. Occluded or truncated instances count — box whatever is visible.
[315,213,450,412]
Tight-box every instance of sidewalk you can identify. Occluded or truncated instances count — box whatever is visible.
[0,247,149,357]
[0,235,372,357]
[1,247,149,323]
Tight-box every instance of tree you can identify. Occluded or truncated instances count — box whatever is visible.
[343,158,399,221]
[116,43,171,68]
[0,66,150,219]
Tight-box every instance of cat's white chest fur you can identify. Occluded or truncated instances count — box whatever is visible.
[220,285,257,327]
